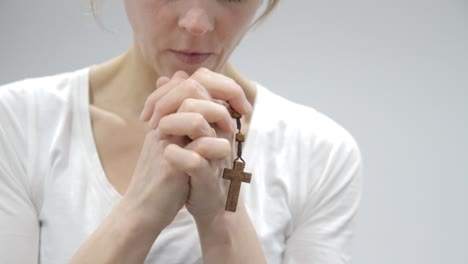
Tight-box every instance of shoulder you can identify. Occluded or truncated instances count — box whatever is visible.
[0,68,89,130]
[0,68,88,104]
[253,83,360,158]
[0,67,90,143]
[0,68,89,213]
[252,84,363,230]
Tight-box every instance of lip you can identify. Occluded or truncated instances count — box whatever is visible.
[171,50,212,65]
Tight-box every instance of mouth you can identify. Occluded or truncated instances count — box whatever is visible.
[171,50,212,65]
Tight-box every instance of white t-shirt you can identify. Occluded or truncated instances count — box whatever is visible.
[0,68,362,264]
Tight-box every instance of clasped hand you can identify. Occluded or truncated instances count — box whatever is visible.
[123,68,252,227]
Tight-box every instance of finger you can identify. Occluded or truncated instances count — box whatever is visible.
[139,76,170,121]
[191,68,252,115]
[177,98,235,133]
[164,143,210,177]
[156,76,171,88]
[158,112,213,140]
[149,78,213,129]
[185,137,232,160]
[140,71,189,122]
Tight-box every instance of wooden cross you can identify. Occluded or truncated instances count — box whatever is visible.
[222,161,252,212]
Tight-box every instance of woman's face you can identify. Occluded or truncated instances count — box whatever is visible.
[124,0,263,77]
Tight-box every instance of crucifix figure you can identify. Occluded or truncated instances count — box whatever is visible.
[223,161,252,212]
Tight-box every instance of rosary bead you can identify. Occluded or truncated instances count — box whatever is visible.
[223,103,251,212]
[229,108,242,119]
[235,132,245,142]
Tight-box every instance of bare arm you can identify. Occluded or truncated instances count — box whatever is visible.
[69,199,165,264]
[70,121,191,263]
[195,204,266,264]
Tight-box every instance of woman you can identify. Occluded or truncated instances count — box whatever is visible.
[0,0,362,263]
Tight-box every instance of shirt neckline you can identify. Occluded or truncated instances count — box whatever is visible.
[75,67,122,204]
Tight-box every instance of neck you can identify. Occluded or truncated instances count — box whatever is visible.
[89,43,256,122]
[89,45,157,119]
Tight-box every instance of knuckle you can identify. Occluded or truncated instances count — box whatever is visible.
[157,116,170,130]
[220,139,232,157]
[192,67,210,82]
[192,68,203,79]
[146,90,160,106]
[153,102,165,115]
[191,113,206,128]
[232,83,243,97]
[194,67,209,76]
[191,140,207,157]
[175,70,186,76]
[184,79,206,98]
[185,152,203,173]
[227,77,238,87]
[185,78,198,90]
[146,89,157,101]
[221,138,232,150]
[190,114,209,135]
[163,144,176,161]
[180,98,197,112]
[221,105,232,119]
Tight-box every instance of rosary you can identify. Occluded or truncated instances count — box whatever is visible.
[222,108,252,212]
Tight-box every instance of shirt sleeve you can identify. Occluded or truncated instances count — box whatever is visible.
[0,84,40,263]
[284,129,363,264]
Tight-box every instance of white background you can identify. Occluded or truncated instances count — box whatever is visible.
[1,0,467,263]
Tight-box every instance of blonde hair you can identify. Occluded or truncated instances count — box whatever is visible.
[89,0,279,31]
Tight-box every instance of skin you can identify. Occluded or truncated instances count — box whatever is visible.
[125,0,261,79]
[69,0,267,263]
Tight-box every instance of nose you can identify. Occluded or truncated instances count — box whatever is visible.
[178,7,214,36]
